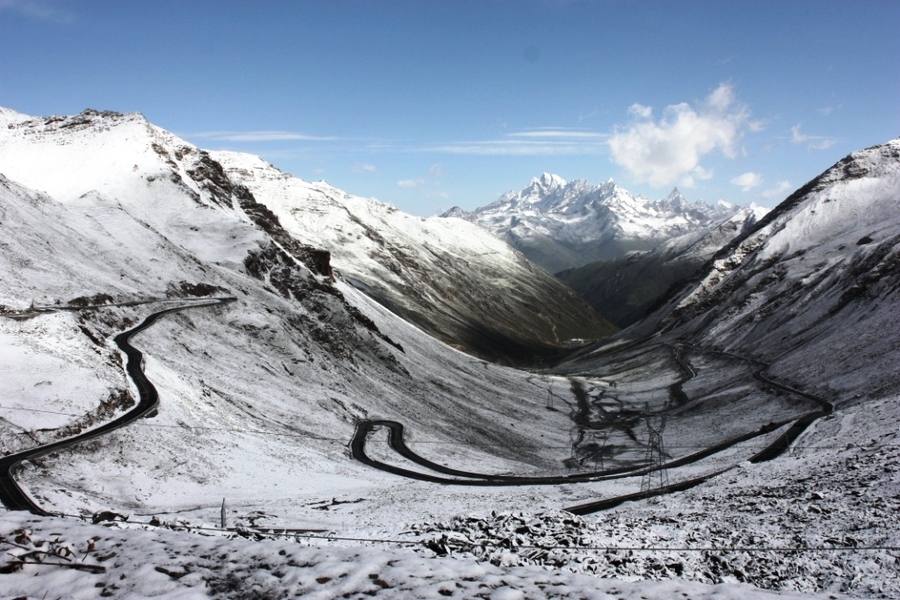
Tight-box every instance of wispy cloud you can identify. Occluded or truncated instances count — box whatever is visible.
[352,163,377,174]
[790,125,835,150]
[426,140,606,156]
[422,127,607,156]
[607,83,751,187]
[0,0,74,23]
[397,179,425,188]
[763,180,794,200]
[190,130,338,142]
[507,128,608,140]
[818,104,842,116]
[731,172,763,191]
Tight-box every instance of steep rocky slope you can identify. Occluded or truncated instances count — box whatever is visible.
[213,152,616,365]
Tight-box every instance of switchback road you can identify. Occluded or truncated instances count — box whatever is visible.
[350,341,834,514]
[0,298,235,515]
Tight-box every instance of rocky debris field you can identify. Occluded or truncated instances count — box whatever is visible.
[407,429,900,599]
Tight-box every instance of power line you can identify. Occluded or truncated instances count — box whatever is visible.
[7,510,896,555]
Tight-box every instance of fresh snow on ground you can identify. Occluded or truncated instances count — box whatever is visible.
[0,511,850,599]
[1,109,898,598]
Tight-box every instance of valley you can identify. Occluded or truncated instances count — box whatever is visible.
[0,108,897,598]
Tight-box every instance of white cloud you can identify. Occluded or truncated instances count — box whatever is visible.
[790,124,835,150]
[607,83,750,187]
[0,0,73,23]
[352,163,376,174]
[731,172,763,191]
[763,180,794,200]
[693,165,715,181]
[627,104,653,119]
[191,131,337,142]
[397,179,424,188]
[428,164,445,177]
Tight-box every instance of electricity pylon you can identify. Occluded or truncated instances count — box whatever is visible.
[641,415,669,493]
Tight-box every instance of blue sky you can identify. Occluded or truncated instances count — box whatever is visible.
[1,0,897,215]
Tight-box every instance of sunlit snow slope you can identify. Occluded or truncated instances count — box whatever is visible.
[641,138,900,405]
[0,108,590,524]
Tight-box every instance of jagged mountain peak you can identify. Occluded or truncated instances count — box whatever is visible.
[527,172,567,192]
[447,173,756,272]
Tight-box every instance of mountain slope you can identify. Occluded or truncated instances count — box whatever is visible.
[213,151,617,365]
[623,137,900,404]
[0,108,589,511]
[557,205,767,328]
[444,173,742,273]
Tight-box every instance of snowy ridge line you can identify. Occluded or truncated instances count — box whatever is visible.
[0,298,236,515]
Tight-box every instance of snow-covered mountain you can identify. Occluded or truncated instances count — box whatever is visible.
[633,138,900,402]
[0,107,601,517]
[557,204,769,328]
[443,173,746,273]
[212,151,616,365]
[2,107,898,598]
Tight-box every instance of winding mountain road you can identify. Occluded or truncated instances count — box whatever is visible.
[0,298,235,515]
[350,341,834,513]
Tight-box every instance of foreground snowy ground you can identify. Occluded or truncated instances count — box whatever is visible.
[2,391,895,598]
[0,511,848,600]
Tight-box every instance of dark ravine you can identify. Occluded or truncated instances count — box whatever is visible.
[0,298,235,515]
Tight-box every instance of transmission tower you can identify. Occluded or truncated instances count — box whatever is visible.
[641,415,669,493]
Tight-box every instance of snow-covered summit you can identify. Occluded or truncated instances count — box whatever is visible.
[442,174,749,272]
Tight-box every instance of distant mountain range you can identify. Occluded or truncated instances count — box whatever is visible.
[443,173,755,274]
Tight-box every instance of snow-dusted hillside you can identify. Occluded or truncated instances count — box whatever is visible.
[213,151,616,365]
[444,173,745,273]
[0,108,586,519]
[1,109,898,598]
[643,138,900,404]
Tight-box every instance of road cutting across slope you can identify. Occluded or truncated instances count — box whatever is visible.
[0,298,235,515]
[350,341,833,513]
